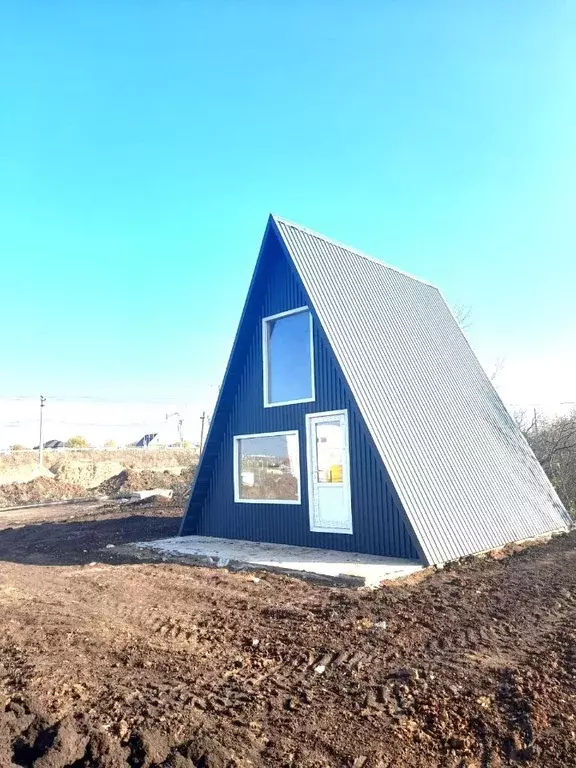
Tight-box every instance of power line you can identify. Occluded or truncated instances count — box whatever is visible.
[0,395,197,404]
[57,423,169,428]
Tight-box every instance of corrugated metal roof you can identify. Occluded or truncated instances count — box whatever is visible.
[272,215,571,565]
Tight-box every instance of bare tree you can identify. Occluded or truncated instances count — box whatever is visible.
[453,303,472,330]
[517,409,576,516]
[490,356,506,382]
[452,304,505,383]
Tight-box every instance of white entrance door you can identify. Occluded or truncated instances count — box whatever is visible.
[306,410,353,534]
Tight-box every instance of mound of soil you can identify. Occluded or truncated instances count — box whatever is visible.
[0,696,210,768]
[50,459,126,490]
[0,465,195,509]
[0,464,55,487]
[0,476,86,507]
[97,467,195,502]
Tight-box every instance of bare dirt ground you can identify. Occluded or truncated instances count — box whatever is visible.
[0,503,575,767]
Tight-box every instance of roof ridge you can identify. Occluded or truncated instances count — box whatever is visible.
[271,214,437,290]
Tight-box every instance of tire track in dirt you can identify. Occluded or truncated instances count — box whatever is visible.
[2,504,576,766]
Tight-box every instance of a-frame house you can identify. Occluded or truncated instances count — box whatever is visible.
[180,215,570,566]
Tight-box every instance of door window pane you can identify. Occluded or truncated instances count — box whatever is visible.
[265,309,313,404]
[236,432,300,502]
[314,420,345,483]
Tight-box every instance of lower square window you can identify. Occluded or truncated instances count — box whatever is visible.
[234,431,301,504]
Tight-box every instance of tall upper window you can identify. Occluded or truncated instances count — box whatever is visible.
[263,307,315,407]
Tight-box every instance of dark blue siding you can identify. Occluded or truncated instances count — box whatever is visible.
[182,231,420,560]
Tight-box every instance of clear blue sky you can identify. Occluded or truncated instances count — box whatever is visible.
[2,1,575,409]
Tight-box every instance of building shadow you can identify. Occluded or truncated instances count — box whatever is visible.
[0,512,181,567]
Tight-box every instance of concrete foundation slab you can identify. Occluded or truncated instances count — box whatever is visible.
[135,535,423,588]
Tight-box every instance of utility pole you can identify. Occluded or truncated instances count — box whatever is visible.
[166,412,184,448]
[39,395,46,466]
[199,411,207,452]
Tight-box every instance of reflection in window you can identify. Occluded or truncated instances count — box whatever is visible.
[235,432,300,502]
[264,309,313,405]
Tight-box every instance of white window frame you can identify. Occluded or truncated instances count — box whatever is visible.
[233,430,302,505]
[262,306,315,408]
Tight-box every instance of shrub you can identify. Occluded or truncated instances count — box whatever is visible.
[65,435,89,449]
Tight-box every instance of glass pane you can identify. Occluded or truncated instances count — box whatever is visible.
[267,310,312,404]
[238,433,299,501]
[315,420,344,483]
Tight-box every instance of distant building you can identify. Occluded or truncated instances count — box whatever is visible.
[134,433,159,448]
[180,215,571,566]
[33,439,64,450]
